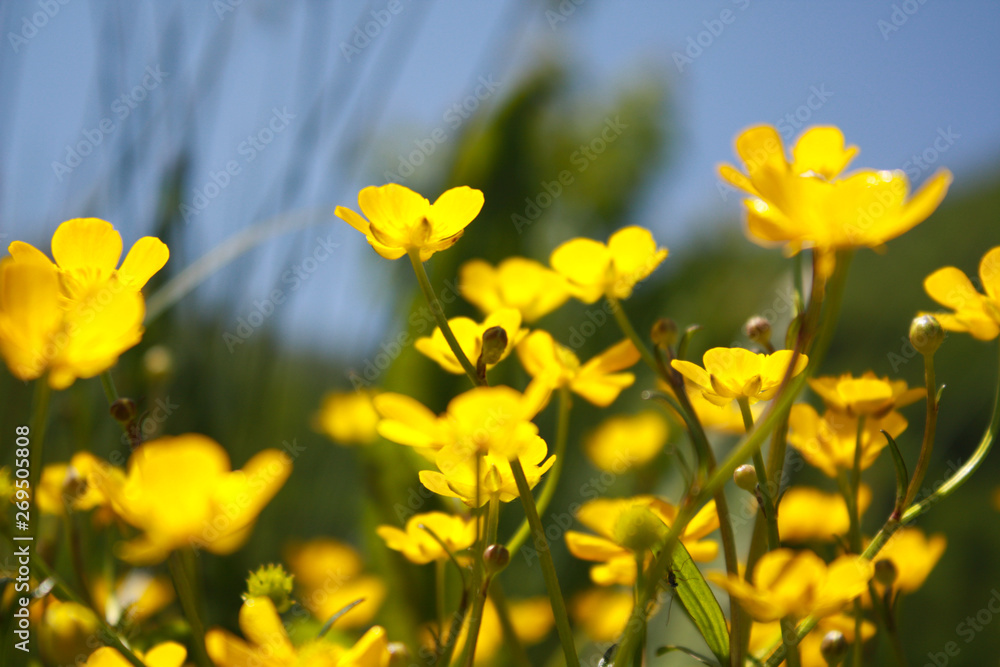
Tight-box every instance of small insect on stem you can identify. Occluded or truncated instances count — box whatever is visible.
[598,643,617,667]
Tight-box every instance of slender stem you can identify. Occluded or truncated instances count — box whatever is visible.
[607,295,659,374]
[63,510,94,608]
[780,617,801,667]
[436,559,447,650]
[28,379,52,536]
[100,370,118,404]
[510,459,579,667]
[506,386,571,558]
[407,248,482,385]
[168,550,211,667]
[489,581,532,667]
[903,351,938,508]
[739,398,779,550]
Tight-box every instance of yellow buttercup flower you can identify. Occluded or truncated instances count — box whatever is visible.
[459,257,570,322]
[284,538,386,629]
[517,330,639,407]
[206,597,392,667]
[719,125,951,259]
[787,404,908,478]
[550,226,668,303]
[313,390,381,445]
[336,183,484,261]
[415,308,527,375]
[778,485,872,543]
[709,548,873,622]
[36,452,108,516]
[376,511,477,564]
[38,599,102,667]
[83,643,186,667]
[871,527,946,593]
[584,411,668,472]
[671,347,808,407]
[90,571,175,626]
[570,588,635,642]
[92,434,292,564]
[923,246,1000,340]
[808,371,925,417]
[564,496,719,586]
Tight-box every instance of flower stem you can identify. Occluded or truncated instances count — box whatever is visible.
[903,350,938,508]
[407,248,482,386]
[607,295,659,375]
[510,459,579,667]
[168,549,211,667]
[780,616,801,667]
[739,397,779,550]
[489,581,532,667]
[28,378,51,535]
[506,386,571,558]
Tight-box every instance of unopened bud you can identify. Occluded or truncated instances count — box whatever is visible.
[909,315,944,356]
[733,464,758,493]
[483,544,510,575]
[744,316,772,347]
[819,630,848,665]
[874,558,898,586]
[244,564,295,613]
[480,326,509,366]
[388,642,411,665]
[613,506,667,553]
[651,318,678,349]
[109,398,137,424]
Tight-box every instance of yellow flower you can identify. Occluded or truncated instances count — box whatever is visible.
[516,330,639,407]
[565,496,719,586]
[923,246,1000,340]
[206,597,392,667]
[38,599,102,666]
[415,308,527,375]
[584,411,668,472]
[36,452,108,516]
[719,125,951,258]
[671,347,808,407]
[871,527,946,593]
[376,512,477,564]
[336,183,484,261]
[709,549,873,622]
[550,226,668,303]
[90,571,175,626]
[787,404,908,478]
[570,588,635,642]
[778,485,872,543]
[808,371,925,417]
[284,538,386,629]
[313,390,380,445]
[459,257,570,322]
[749,614,874,667]
[423,597,553,666]
[92,434,292,564]
[83,643,186,667]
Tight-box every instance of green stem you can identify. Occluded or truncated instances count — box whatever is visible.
[510,459,579,667]
[903,350,938,508]
[739,398,779,550]
[168,550,211,667]
[436,559,447,650]
[28,379,52,538]
[489,581,532,667]
[780,616,801,667]
[506,386,571,558]
[100,370,118,404]
[407,248,482,386]
[607,295,659,375]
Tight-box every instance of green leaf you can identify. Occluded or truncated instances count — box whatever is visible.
[654,645,719,665]
[667,539,730,665]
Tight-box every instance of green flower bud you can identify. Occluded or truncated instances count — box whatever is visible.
[909,315,945,356]
[480,326,509,366]
[483,543,510,575]
[874,558,898,586]
[820,630,848,666]
[109,398,137,424]
[614,505,667,553]
[733,464,758,493]
[244,563,295,613]
[651,318,678,349]
[744,316,772,347]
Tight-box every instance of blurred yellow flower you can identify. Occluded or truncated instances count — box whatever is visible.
[808,371,924,417]
[415,308,526,375]
[39,599,101,667]
[709,549,873,622]
[871,527,946,593]
[923,246,1000,340]
[424,597,553,666]
[749,614,874,667]
[550,226,668,303]
[778,485,872,543]
[313,389,380,445]
[36,452,108,516]
[284,538,386,629]
[90,571,175,626]
[93,434,292,564]
[671,347,808,407]
[376,511,477,564]
[83,643,186,667]
[336,183,484,261]
[584,411,668,472]
[207,597,392,667]
[565,496,719,586]
[459,257,570,322]
[787,404,908,478]
[570,587,635,642]
[517,331,639,407]
[719,125,951,260]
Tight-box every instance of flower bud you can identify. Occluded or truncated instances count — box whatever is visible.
[483,544,510,575]
[744,316,772,347]
[874,558,898,587]
[613,506,667,553]
[109,398,137,424]
[39,600,101,667]
[733,464,758,492]
[480,326,509,366]
[651,318,678,349]
[244,563,295,613]
[388,642,411,665]
[909,315,945,356]
[819,630,848,666]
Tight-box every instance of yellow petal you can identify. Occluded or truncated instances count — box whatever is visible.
[549,238,609,304]
[238,597,294,662]
[7,240,56,268]
[980,246,1000,304]
[117,237,169,290]
[143,642,187,667]
[790,126,858,180]
[374,392,442,448]
[0,259,63,381]
[428,186,484,238]
[51,218,123,274]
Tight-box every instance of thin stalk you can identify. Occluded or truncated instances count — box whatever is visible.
[739,397,779,550]
[510,459,579,667]
[28,379,52,534]
[407,248,481,385]
[168,550,211,667]
[607,295,659,374]
[490,581,532,667]
[780,617,801,667]
[903,351,938,508]
[506,386,571,558]
[436,559,447,650]
[457,488,497,667]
